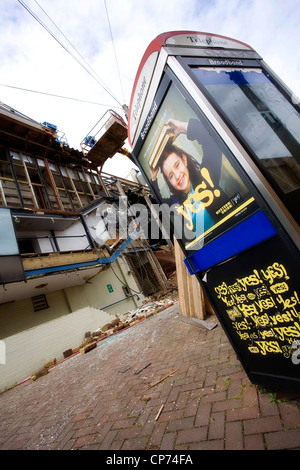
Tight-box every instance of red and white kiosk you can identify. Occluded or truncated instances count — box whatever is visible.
[128,31,300,392]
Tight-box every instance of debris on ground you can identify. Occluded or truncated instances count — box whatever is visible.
[30,282,178,381]
[154,404,164,421]
[142,369,177,394]
[31,367,48,381]
[134,363,151,375]
[79,341,97,355]
[29,298,178,382]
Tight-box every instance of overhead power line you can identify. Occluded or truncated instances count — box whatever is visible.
[0,83,122,108]
[103,0,125,104]
[32,0,116,99]
[17,0,124,108]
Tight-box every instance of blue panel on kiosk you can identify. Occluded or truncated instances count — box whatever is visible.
[184,211,277,274]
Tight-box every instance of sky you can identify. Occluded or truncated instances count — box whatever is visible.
[0,0,299,177]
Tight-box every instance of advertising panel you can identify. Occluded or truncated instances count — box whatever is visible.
[129,30,300,392]
[136,80,257,252]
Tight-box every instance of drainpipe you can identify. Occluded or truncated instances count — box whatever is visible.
[99,293,140,311]
[115,257,139,308]
[80,214,96,249]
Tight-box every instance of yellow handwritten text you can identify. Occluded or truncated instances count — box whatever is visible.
[213,261,300,360]
[274,323,300,342]
[260,263,289,285]
[270,282,289,294]
[254,341,282,356]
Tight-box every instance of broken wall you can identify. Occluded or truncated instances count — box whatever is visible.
[0,256,145,390]
[0,305,113,390]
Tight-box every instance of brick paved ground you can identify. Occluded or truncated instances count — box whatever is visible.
[0,302,300,451]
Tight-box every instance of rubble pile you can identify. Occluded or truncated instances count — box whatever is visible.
[75,295,178,351]
[31,289,178,381]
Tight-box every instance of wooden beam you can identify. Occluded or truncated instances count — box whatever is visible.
[174,238,189,318]
[65,167,83,207]
[43,158,64,211]
[174,237,208,320]
[22,250,99,270]
[20,153,38,209]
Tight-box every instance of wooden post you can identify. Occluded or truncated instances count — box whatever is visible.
[174,238,213,320]
[43,159,64,211]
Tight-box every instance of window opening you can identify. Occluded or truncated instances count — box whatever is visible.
[31,294,49,312]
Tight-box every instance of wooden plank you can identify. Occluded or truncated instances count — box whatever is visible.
[20,153,39,208]
[174,237,207,320]
[0,180,7,206]
[174,238,189,317]
[155,404,164,421]
[142,369,177,394]
[80,166,95,199]
[191,274,206,320]
[22,250,99,270]
[44,159,64,211]
[65,167,83,207]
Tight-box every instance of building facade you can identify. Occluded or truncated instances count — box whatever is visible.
[0,103,169,390]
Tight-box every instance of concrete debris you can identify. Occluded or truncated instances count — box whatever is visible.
[33,294,177,383]
[44,358,57,368]
[67,297,176,358]
[80,341,97,355]
[63,349,73,359]
[31,367,48,381]
[31,359,57,381]
[179,315,217,331]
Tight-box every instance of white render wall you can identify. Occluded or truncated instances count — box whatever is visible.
[0,258,144,391]
[0,306,113,390]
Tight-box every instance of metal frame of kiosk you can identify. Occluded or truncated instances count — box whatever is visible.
[128,31,300,392]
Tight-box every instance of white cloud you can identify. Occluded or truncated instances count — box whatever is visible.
[0,0,299,175]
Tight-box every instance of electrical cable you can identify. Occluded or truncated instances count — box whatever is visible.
[110,261,142,295]
[33,0,118,101]
[103,0,125,105]
[0,83,122,108]
[16,0,124,107]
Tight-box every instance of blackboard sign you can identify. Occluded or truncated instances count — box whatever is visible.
[204,236,300,392]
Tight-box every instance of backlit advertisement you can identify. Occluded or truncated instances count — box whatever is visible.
[136,81,257,252]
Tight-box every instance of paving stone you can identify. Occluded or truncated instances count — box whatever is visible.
[208,411,225,440]
[225,421,243,450]
[265,429,300,450]
[244,415,283,435]
[0,302,299,451]
[244,433,265,450]
[176,426,208,445]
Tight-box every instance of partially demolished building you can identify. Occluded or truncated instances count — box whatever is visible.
[0,103,170,389]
